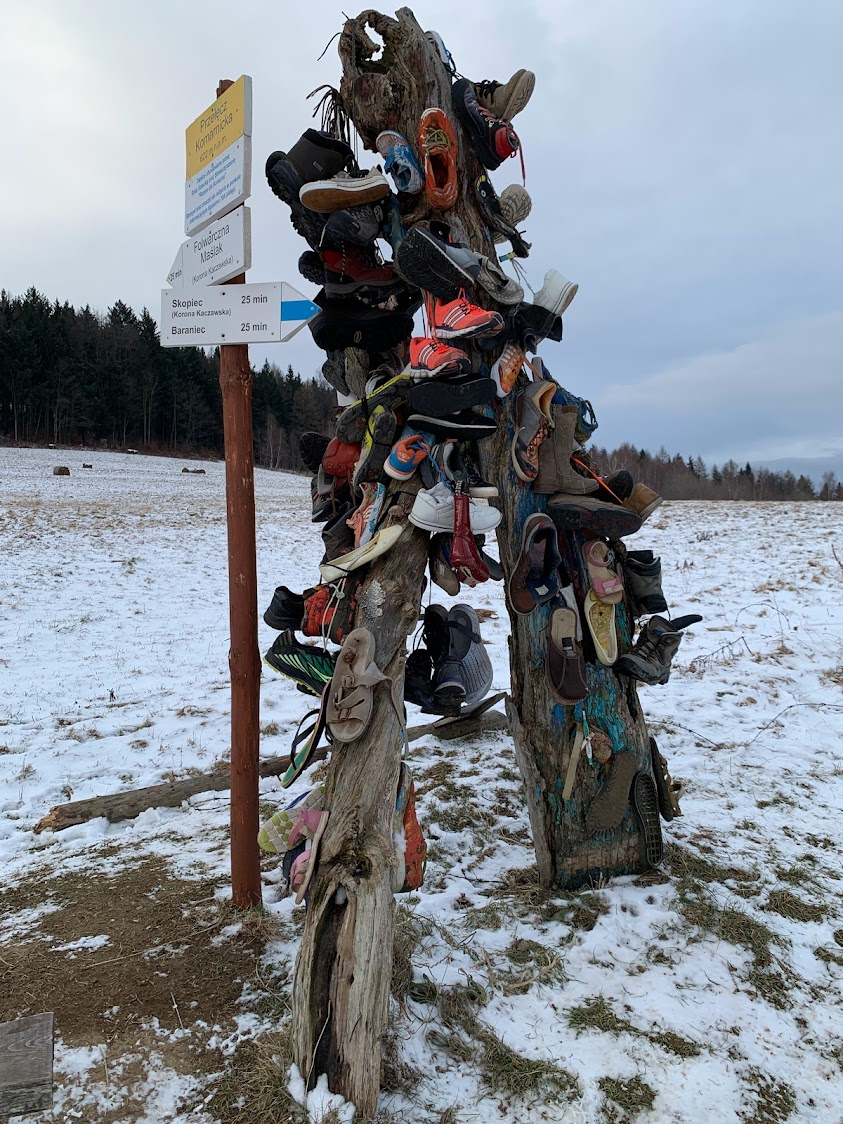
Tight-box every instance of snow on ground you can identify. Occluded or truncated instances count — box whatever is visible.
[1,446,842,1123]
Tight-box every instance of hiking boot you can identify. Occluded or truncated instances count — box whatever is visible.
[322,201,386,248]
[491,343,527,398]
[407,407,498,442]
[409,481,501,534]
[281,130,355,191]
[494,184,533,244]
[409,337,470,378]
[308,299,414,353]
[299,432,330,474]
[300,168,391,213]
[376,130,424,194]
[508,514,561,614]
[321,248,399,297]
[473,70,536,120]
[418,108,458,210]
[476,174,531,258]
[396,225,479,301]
[408,378,495,418]
[263,586,305,631]
[434,603,493,711]
[433,440,498,498]
[264,630,336,697]
[352,405,399,489]
[624,552,668,616]
[512,380,556,483]
[298,250,325,285]
[615,614,702,685]
[547,494,642,539]
[624,482,664,521]
[534,405,600,496]
[265,149,329,250]
[452,78,521,171]
[404,648,436,710]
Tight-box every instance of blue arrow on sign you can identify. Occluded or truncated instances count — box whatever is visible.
[280,283,320,342]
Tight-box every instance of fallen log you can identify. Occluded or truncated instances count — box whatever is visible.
[32,703,510,835]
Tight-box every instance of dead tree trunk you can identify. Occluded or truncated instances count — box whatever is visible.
[291,6,656,1113]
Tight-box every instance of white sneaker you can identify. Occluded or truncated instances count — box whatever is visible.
[319,524,403,582]
[409,481,502,534]
[534,269,578,319]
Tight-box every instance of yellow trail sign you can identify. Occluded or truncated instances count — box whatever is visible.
[185,75,252,180]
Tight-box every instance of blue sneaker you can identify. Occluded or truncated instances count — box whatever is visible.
[376,131,424,195]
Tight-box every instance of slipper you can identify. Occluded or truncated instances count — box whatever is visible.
[291,809,330,904]
[319,524,403,582]
[258,787,323,854]
[583,589,618,665]
[280,688,331,789]
[585,751,637,835]
[649,736,682,819]
[632,771,663,868]
[546,607,588,704]
[326,627,389,742]
[582,540,623,604]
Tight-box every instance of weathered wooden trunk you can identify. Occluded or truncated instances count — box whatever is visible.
[291,6,657,1114]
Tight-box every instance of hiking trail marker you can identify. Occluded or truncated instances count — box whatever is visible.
[168,205,251,289]
[160,282,319,346]
[184,76,253,235]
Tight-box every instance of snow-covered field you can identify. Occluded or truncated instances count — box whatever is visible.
[1,446,842,1123]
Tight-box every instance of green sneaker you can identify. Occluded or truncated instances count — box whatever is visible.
[263,630,336,697]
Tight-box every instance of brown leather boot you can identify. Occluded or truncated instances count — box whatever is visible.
[623,482,663,521]
[533,404,600,495]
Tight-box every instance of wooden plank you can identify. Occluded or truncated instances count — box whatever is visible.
[0,1012,54,1116]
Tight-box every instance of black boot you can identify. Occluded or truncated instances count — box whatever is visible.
[625,551,668,616]
[616,614,702,685]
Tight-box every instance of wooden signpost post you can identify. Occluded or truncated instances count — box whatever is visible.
[161,77,317,909]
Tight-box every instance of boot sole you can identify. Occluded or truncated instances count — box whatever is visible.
[632,771,664,868]
[585,751,637,835]
[323,276,401,298]
[547,498,642,539]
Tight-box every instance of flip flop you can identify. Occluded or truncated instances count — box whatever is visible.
[280,688,331,789]
[583,589,618,665]
[582,540,624,603]
[326,627,389,742]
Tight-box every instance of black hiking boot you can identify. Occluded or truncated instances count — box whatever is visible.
[615,614,702,685]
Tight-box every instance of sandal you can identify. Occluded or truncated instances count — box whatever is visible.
[327,627,389,742]
[280,688,331,789]
[546,607,588,704]
[583,540,623,603]
[583,589,618,665]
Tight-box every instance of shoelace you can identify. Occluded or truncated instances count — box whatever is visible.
[422,126,451,153]
[570,456,627,506]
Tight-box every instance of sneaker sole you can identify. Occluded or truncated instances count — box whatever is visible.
[434,321,504,341]
[406,413,497,440]
[408,378,495,417]
[632,771,664,868]
[335,378,410,443]
[396,228,477,301]
[323,276,401,298]
[319,524,403,582]
[300,179,391,213]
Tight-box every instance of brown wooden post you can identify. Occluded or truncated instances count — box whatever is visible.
[217,78,261,910]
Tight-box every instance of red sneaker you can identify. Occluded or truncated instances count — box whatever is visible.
[418,108,458,210]
[320,248,397,296]
[322,437,361,481]
[409,337,470,378]
[433,293,504,341]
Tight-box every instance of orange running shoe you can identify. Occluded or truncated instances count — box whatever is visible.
[409,337,470,378]
[433,293,504,341]
[418,108,458,210]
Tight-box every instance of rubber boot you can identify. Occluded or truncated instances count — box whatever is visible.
[624,552,668,616]
[533,405,600,495]
[616,614,702,684]
[449,487,490,583]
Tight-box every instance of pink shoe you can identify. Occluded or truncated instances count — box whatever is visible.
[433,293,504,340]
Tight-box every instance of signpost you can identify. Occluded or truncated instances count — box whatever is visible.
[162,77,318,911]
[168,205,251,289]
[160,282,318,346]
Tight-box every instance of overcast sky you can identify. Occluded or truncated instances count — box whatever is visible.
[2,0,841,468]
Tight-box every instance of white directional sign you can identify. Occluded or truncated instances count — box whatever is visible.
[160,282,319,348]
[168,205,251,288]
[185,136,252,236]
